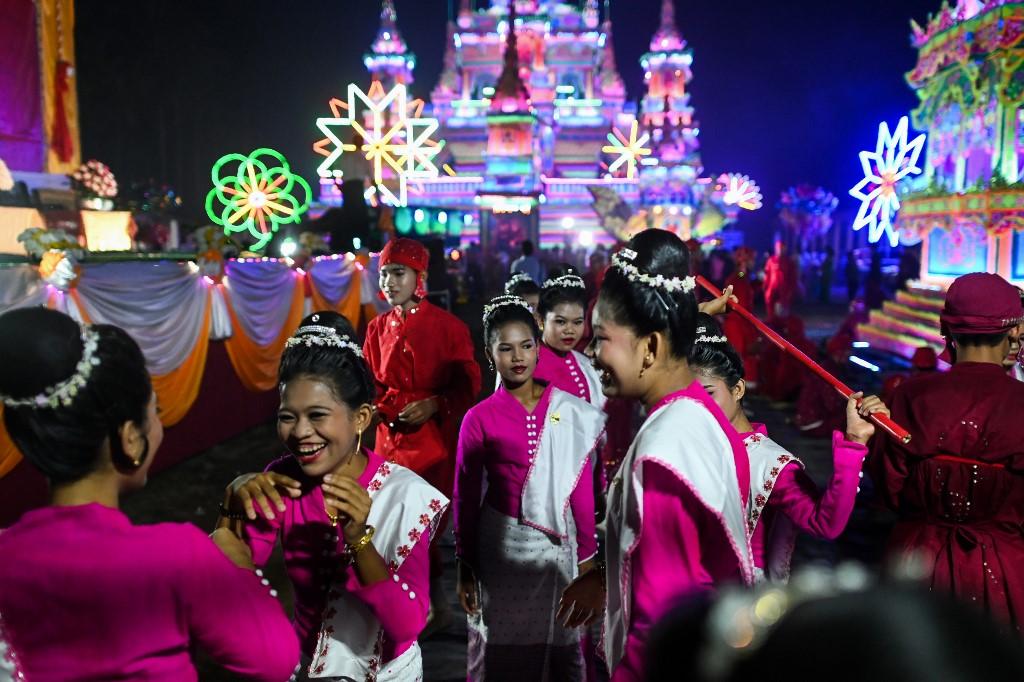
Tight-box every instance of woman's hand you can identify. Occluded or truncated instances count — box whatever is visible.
[556,568,606,628]
[225,472,302,521]
[322,475,373,545]
[398,398,439,426]
[846,392,889,445]
[697,285,736,316]
[209,527,255,570]
[457,560,480,615]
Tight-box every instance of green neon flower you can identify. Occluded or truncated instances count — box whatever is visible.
[205,148,312,252]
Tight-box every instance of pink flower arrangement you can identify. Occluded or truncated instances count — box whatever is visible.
[71,159,118,198]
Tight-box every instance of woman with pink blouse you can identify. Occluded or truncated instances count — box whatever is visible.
[455,295,605,681]
[688,313,889,582]
[218,311,446,681]
[0,307,299,682]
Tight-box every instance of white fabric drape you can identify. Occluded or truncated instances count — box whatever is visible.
[223,261,301,346]
[0,266,47,313]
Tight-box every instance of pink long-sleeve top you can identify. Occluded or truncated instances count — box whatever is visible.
[0,503,299,682]
[611,384,751,682]
[454,383,597,568]
[744,426,867,569]
[244,450,430,661]
[535,344,595,403]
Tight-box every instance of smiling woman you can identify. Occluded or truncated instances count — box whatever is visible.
[217,311,448,681]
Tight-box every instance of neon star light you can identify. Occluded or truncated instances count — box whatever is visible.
[720,173,763,210]
[849,116,926,247]
[205,148,311,252]
[602,120,651,179]
[314,82,444,206]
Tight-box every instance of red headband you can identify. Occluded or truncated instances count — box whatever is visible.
[380,238,429,272]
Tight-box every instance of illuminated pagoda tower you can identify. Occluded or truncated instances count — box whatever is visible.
[635,0,705,236]
[477,4,542,251]
[856,0,1024,360]
[364,0,415,89]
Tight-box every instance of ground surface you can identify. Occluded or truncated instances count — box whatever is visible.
[120,300,897,680]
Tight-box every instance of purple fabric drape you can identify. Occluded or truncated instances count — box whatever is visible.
[0,0,44,172]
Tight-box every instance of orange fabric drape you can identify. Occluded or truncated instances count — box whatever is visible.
[38,0,80,174]
[309,269,364,327]
[151,294,212,426]
[0,407,22,479]
[222,281,305,393]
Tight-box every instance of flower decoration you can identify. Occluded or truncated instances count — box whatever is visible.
[849,116,926,247]
[0,156,14,192]
[602,120,651,179]
[204,148,312,252]
[716,173,763,210]
[0,325,100,409]
[70,159,117,198]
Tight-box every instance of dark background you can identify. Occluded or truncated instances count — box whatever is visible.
[75,0,940,242]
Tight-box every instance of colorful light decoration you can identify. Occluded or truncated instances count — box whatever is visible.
[849,116,926,247]
[718,173,763,210]
[314,82,444,206]
[602,120,651,179]
[205,148,311,252]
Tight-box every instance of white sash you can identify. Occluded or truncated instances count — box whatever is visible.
[308,462,448,681]
[744,432,803,584]
[520,388,606,541]
[604,397,753,671]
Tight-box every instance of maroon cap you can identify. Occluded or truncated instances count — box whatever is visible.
[940,272,1023,336]
[380,238,429,272]
[911,346,937,370]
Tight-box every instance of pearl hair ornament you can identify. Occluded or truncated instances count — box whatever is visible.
[483,294,534,322]
[542,274,586,290]
[611,248,696,294]
[0,324,101,409]
[285,323,364,357]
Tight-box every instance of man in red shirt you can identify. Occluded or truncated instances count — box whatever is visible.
[363,238,481,627]
[763,240,799,317]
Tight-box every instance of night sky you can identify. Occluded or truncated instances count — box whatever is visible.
[75,0,941,242]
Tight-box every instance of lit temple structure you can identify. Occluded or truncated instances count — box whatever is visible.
[317,0,756,253]
[858,0,1024,359]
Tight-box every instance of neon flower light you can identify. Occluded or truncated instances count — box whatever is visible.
[849,116,926,247]
[602,120,651,179]
[205,148,311,252]
[719,173,763,210]
[314,82,444,206]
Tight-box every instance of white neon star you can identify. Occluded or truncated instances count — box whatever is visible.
[602,120,651,179]
[314,82,444,206]
[849,116,926,247]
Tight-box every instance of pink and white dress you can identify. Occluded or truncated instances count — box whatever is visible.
[605,383,753,682]
[743,425,868,583]
[245,450,447,681]
[455,384,606,681]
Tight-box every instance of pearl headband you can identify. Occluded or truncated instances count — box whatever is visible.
[0,324,101,409]
[285,324,363,357]
[483,294,534,322]
[505,272,536,293]
[695,325,728,344]
[610,248,695,294]
[542,274,586,290]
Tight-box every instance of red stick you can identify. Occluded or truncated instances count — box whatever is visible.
[697,276,911,444]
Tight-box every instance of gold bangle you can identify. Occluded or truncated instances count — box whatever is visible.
[347,525,376,555]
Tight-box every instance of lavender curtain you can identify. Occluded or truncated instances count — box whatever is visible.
[0,0,44,172]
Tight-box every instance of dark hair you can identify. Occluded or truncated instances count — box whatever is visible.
[598,229,698,360]
[648,585,1024,682]
[952,331,1009,348]
[0,307,152,483]
[688,313,744,388]
[538,263,588,318]
[483,295,540,347]
[521,240,535,256]
[505,274,540,298]
[278,311,374,410]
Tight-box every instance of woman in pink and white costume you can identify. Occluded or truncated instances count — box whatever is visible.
[559,230,754,682]
[455,295,606,681]
[688,312,889,583]
[218,312,447,681]
[0,307,299,682]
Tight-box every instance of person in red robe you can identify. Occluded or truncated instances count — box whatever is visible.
[763,240,799,318]
[868,272,1024,633]
[723,247,760,387]
[363,238,482,630]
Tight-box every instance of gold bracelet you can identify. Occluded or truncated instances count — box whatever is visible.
[347,525,376,555]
